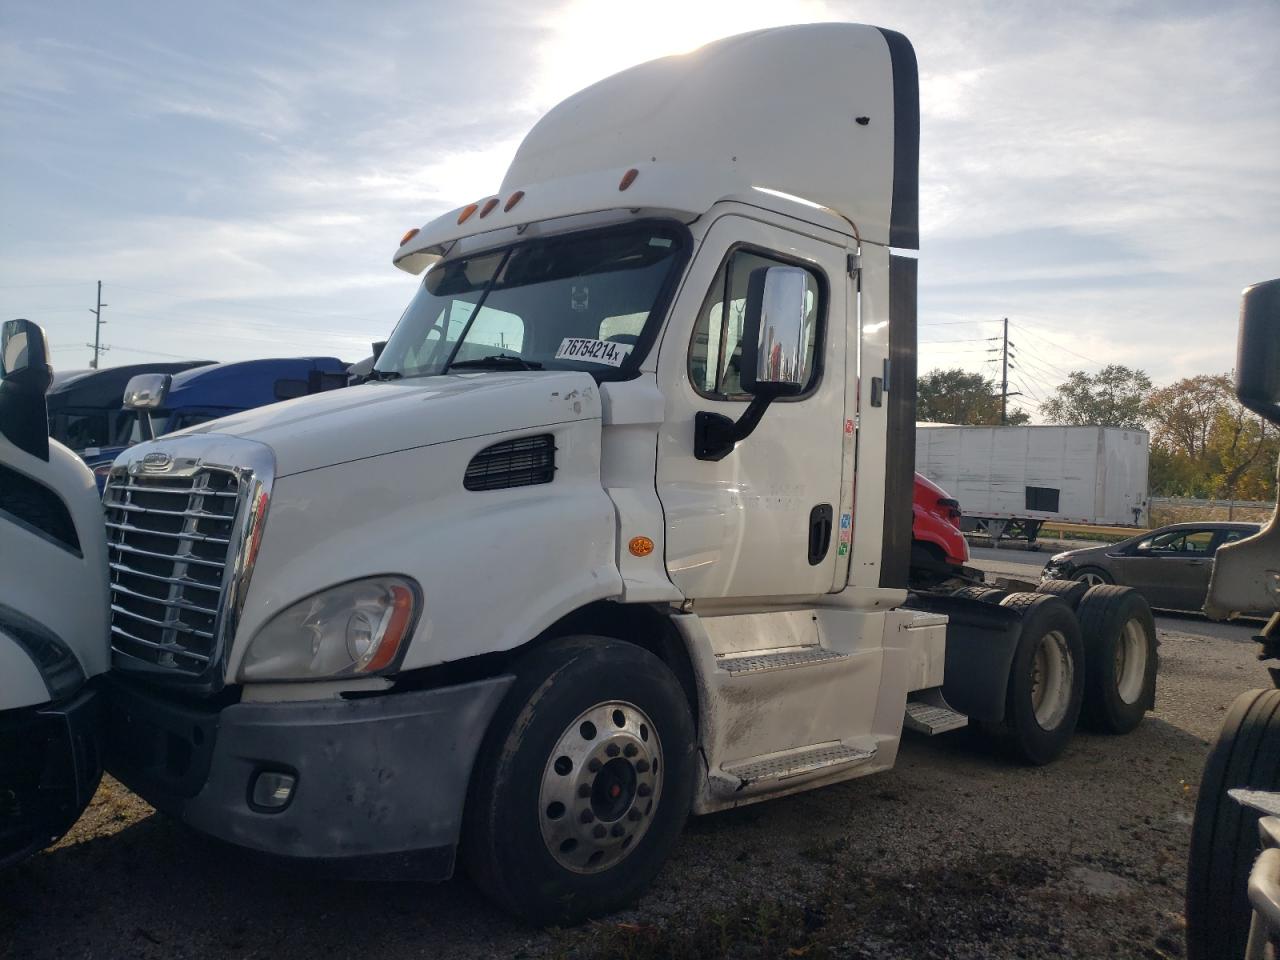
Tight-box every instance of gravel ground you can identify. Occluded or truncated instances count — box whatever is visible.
[2,588,1266,960]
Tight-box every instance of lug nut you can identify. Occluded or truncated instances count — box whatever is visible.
[578,783,591,798]
[611,824,625,837]
[588,758,602,773]
[635,760,650,773]
[628,809,642,822]
[606,744,620,758]
[593,825,607,839]
[638,783,652,797]
[624,744,638,758]
[581,809,595,823]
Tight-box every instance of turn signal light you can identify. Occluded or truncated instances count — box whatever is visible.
[504,190,525,212]
[628,536,655,558]
[619,168,639,191]
[399,227,420,247]
[479,197,499,218]
[360,584,416,673]
[457,203,479,225]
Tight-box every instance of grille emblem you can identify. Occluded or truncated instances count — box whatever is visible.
[141,452,174,473]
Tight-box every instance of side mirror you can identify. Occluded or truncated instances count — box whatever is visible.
[122,372,172,442]
[122,373,172,411]
[0,319,53,461]
[1236,278,1280,424]
[694,266,814,461]
[740,266,812,397]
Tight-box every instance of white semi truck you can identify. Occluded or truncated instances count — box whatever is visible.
[1186,278,1280,960]
[0,320,110,866]
[97,24,1158,921]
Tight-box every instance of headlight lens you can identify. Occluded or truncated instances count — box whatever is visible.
[240,576,420,682]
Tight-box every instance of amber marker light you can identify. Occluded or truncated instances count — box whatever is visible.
[479,197,499,218]
[457,203,479,225]
[360,584,416,674]
[399,227,420,247]
[619,168,639,191]
[628,536,655,558]
[504,190,525,212]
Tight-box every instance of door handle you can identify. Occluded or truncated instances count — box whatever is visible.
[808,504,834,566]
[1188,559,1207,566]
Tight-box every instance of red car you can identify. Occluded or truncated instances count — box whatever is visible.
[912,471,969,572]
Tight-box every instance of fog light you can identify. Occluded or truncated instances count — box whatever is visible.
[251,771,296,811]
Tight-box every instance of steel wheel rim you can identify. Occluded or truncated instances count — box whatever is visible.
[1030,629,1073,730]
[1115,618,1147,704]
[1075,571,1105,586]
[538,700,663,874]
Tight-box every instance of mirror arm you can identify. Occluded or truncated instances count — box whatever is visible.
[694,395,775,462]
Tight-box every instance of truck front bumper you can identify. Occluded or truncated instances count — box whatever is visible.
[1,684,104,868]
[104,675,513,879]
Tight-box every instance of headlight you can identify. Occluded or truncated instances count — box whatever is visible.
[240,576,420,682]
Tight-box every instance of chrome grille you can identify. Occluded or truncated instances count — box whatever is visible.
[103,468,243,675]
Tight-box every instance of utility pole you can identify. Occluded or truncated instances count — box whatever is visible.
[1000,317,1009,425]
[88,281,108,369]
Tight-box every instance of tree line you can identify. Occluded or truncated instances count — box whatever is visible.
[918,365,1278,501]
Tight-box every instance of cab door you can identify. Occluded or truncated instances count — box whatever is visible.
[653,215,849,600]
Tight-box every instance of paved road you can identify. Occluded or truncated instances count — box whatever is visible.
[969,545,1259,644]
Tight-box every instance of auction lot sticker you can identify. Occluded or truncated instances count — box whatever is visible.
[555,338,632,367]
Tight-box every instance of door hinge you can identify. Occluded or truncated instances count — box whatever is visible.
[846,253,861,277]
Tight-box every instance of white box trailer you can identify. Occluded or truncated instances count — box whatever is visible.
[915,424,1150,540]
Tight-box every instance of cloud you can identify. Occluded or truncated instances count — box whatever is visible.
[1,0,1276,389]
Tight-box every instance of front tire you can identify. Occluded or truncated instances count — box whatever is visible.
[1186,688,1280,960]
[993,593,1085,764]
[1071,566,1113,587]
[462,636,696,924]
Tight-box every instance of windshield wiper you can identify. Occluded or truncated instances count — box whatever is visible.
[449,354,544,371]
[370,369,402,381]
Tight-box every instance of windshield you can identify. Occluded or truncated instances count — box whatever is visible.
[374,222,686,380]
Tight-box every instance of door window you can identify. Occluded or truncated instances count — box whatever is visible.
[1139,530,1215,554]
[1214,528,1257,553]
[688,249,823,400]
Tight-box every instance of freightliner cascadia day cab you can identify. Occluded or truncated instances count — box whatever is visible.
[101,24,1158,920]
[0,320,110,867]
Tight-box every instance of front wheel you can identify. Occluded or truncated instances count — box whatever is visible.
[1071,566,1113,587]
[461,636,697,924]
[1186,688,1280,960]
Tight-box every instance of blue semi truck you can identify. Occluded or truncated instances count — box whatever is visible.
[57,356,350,488]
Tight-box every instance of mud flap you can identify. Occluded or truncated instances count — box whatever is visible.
[906,594,1022,723]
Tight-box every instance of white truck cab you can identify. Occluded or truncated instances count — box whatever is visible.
[1,319,110,867]
[100,24,1155,921]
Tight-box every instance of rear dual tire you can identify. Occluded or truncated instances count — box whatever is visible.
[992,593,1086,765]
[1076,585,1158,734]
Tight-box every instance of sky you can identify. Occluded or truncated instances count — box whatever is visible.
[2,0,1277,419]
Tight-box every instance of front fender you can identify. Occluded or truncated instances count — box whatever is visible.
[227,418,621,680]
